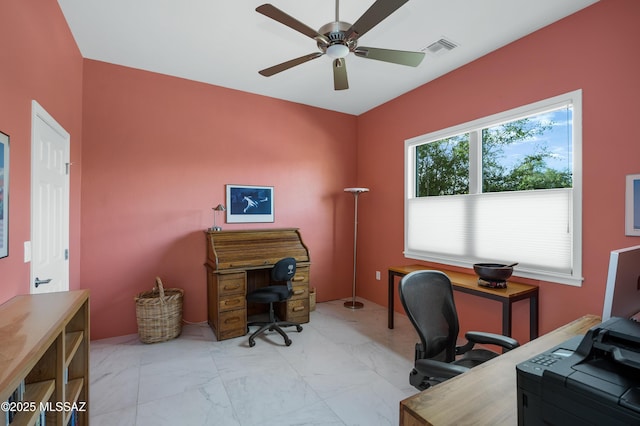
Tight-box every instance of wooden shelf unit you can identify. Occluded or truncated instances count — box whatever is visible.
[0,290,90,426]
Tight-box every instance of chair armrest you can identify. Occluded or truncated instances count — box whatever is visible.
[465,331,520,350]
[415,358,469,380]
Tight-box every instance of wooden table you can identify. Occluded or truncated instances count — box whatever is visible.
[399,314,602,426]
[389,265,539,340]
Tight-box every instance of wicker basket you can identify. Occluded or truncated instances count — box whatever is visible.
[309,287,316,311]
[135,277,184,343]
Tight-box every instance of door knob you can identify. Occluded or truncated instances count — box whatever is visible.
[35,277,52,288]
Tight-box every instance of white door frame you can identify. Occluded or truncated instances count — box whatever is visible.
[30,100,70,293]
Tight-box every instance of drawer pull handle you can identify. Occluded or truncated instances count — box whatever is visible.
[292,276,305,282]
[225,317,240,324]
[293,290,305,295]
[225,299,240,306]
[292,306,305,312]
[223,284,241,290]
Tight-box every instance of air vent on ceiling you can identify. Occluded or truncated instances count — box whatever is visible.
[422,38,458,55]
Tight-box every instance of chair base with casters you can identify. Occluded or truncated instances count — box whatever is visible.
[400,270,519,391]
[246,257,303,347]
[246,289,303,347]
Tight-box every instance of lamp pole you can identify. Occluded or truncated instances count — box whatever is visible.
[344,187,369,309]
[210,204,226,231]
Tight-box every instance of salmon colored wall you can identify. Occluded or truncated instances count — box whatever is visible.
[0,1,83,302]
[355,0,640,343]
[3,0,635,344]
[81,61,357,339]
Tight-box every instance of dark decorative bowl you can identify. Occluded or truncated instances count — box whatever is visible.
[473,263,515,282]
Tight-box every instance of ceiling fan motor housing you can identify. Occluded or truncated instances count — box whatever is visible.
[317,21,357,57]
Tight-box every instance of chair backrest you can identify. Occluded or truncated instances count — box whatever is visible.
[399,270,459,362]
[271,257,297,292]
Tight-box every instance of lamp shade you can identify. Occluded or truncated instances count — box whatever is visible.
[344,187,370,193]
[327,44,350,59]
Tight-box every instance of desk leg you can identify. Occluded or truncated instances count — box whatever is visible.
[530,293,539,340]
[502,301,512,338]
[388,271,395,329]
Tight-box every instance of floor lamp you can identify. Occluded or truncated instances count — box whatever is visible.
[344,187,369,309]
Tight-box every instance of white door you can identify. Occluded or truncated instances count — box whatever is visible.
[31,100,70,294]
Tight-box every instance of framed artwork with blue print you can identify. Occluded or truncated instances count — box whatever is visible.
[625,174,640,236]
[0,130,9,258]
[226,184,274,223]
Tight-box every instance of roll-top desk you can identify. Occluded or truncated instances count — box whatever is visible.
[204,228,311,341]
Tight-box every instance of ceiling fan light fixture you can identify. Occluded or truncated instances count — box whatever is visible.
[326,43,349,59]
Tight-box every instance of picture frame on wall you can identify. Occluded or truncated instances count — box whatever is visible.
[226,184,274,223]
[0,131,9,258]
[625,174,640,236]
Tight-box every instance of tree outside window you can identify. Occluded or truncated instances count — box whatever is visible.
[416,106,573,197]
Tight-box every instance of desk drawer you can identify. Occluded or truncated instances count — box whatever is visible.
[292,266,309,284]
[290,285,308,300]
[218,273,246,296]
[215,309,246,340]
[219,294,246,313]
[278,298,309,324]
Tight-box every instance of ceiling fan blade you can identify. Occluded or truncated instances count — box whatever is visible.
[354,47,425,67]
[256,4,329,44]
[333,58,348,90]
[345,0,409,40]
[259,52,323,77]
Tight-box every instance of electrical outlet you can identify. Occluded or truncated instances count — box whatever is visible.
[376,271,381,280]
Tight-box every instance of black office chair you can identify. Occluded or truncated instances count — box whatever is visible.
[246,257,303,347]
[399,270,519,391]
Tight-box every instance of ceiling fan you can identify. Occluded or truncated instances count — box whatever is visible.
[256,0,425,90]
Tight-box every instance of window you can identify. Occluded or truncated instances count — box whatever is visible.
[405,90,582,285]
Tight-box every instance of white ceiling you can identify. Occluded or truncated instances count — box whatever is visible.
[57,0,598,116]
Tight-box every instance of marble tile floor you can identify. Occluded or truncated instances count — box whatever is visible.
[89,298,422,426]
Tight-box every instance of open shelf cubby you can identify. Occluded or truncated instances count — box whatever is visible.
[1,290,90,426]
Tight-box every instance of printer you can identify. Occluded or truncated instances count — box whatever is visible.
[516,317,640,425]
